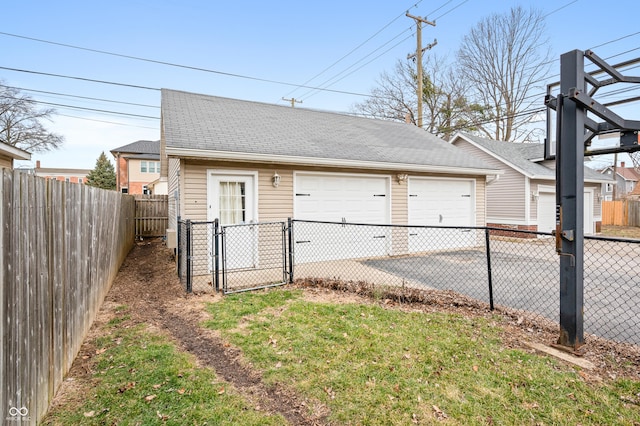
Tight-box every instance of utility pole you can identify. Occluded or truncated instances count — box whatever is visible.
[282,97,302,108]
[406,12,436,129]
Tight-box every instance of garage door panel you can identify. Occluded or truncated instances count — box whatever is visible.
[295,173,390,263]
[408,178,475,252]
[538,191,594,235]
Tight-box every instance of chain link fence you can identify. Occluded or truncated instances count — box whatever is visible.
[178,219,640,346]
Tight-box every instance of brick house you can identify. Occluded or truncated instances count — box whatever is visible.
[34,161,90,183]
[110,140,161,194]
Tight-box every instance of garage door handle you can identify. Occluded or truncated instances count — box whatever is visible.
[373,235,386,239]
[460,230,471,233]
[409,233,418,236]
[373,194,386,197]
[295,193,311,196]
[296,240,311,244]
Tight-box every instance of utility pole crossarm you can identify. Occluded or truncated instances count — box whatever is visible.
[282,97,302,108]
[405,12,435,26]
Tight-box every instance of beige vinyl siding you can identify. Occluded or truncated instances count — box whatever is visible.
[179,159,487,228]
[167,157,180,230]
[0,155,12,169]
[454,139,525,223]
[183,162,208,221]
[391,178,408,224]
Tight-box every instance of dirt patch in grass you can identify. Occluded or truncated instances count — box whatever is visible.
[49,239,327,426]
[49,239,640,424]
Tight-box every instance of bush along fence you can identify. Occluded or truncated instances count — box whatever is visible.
[179,218,640,349]
[0,169,135,426]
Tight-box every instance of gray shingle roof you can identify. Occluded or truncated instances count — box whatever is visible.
[111,140,160,155]
[457,133,610,182]
[160,89,500,173]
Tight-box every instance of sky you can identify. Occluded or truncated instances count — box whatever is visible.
[2,0,640,170]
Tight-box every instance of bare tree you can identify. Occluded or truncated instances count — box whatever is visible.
[0,83,64,152]
[352,57,485,140]
[456,6,551,142]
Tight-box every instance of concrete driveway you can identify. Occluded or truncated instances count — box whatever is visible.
[359,237,640,346]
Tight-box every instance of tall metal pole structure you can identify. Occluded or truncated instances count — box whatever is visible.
[557,50,586,349]
[406,13,436,129]
[546,49,640,350]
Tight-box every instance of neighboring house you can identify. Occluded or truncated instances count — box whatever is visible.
[34,161,90,183]
[0,141,31,169]
[110,140,164,194]
[160,89,502,261]
[599,162,639,200]
[451,133,612,235]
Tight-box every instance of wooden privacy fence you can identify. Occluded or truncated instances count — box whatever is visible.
[0,169,135,425]
[602,200,640,226]
[134,194,168,238]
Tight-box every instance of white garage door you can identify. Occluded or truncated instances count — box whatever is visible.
[294,173,390,262]
[408,178,475,252]
[538,191,594,235]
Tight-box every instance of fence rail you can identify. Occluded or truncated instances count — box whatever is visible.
[179,218,640,348]
[0,169,135,425]
[134,194,168,238]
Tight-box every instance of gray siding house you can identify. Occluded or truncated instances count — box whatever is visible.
[451,133,612,235]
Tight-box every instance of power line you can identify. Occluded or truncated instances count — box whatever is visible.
[56,113,158,129]
[0,32,375,98]
[298,29,414,101]
[281,0,426,100]
[0,66,159,91]
[33,100,159,120]
[0,84,159,108]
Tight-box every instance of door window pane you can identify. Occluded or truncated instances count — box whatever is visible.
[219,182,246,225]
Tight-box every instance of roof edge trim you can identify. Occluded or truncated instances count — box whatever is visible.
[165,147,502,176]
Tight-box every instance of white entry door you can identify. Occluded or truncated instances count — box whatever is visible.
[408,178,475,252]
[208,172,257,269]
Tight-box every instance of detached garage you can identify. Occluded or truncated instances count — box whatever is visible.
[160,89,502,265]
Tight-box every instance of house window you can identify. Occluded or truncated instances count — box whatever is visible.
[141,161,147,173]
[143,185,151,195]
[605,183,613,192]
[121,187,129,194]
[78,178,83,184]
[148,162,155,173]
[65,177,70,182]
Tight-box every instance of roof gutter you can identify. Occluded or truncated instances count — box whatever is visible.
[165,147,503,176]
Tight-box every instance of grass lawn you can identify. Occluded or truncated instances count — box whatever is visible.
[42,313,285,426]
[44,288,640,425]
[204,289,639,425]
[600,225,640,239]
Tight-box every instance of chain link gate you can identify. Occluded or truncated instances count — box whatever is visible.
[221,221,290,294]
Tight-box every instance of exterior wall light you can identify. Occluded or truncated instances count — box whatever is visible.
[396,173,409,184]
[272,172,281,188]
